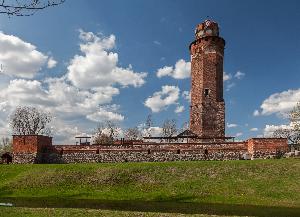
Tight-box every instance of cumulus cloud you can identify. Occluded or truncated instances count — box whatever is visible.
[182,90,191,102]
[142,126,163,137]
[227,123,238,128]
[0,31,48,78]
[223,72,231,81]
[263,124,292,137]
[175,105,184,113]
[47,57,57,69]
[144,85,180,112]
[254,88,300,116]
[156,59,191,79]
[250,128,258,132]
[67,30,147,89]
[86,107,124,122]
[0,78,124,141]
[253,110,260,116]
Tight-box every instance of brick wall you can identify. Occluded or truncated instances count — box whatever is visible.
[12,135,289,164]
[12,135,52,163]
[247,138,288,159]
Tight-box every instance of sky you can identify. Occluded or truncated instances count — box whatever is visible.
[0,0,299,143]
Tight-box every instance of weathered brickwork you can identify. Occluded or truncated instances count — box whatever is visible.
[12,135,53,164]
[189,20,225,138]
[247,138,288,159]
[11,135,288,164]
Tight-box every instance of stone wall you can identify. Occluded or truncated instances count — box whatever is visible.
[247,138,288,159]
[11,135,289,164]
[43,149,247,164]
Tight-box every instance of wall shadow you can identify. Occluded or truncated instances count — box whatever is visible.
[0,197,299,217]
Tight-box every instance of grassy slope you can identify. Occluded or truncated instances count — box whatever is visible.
[0,207,243,217]
[0,159,299,207]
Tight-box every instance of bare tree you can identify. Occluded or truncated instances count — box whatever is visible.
[0,0,65,16]
[143,114,153,137]
[179,121,189,133]
[92,121,119,145]
[0,137,12,154]
[273,102,300,145]
[124,127,141,140]
[273,128,299,144]
[9,106,52,136]
[161,119,177,138]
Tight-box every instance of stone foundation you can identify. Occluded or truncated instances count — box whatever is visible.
[11,135,288,164]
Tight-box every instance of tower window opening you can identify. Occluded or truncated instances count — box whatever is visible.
[204,88,210,97]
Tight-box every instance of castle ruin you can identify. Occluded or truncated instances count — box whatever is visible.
[11,20,289,164]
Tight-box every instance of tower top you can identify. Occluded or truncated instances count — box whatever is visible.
[194,19,219,39]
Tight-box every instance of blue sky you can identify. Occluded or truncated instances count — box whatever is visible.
[0,0,299,143]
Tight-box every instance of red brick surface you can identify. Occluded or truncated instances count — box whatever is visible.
[247,138,288,154]
[189,20,225,138]
[12,135,52,154]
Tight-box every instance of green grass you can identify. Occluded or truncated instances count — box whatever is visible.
[0,207,244,217]
[0,159,299,208]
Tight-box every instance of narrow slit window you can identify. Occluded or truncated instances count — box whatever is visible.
[204,88,210,97]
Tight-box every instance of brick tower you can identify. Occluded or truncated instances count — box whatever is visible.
[189,20,225,138]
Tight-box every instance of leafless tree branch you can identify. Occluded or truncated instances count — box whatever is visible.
[0,0,65,16]
[9,106,52,136]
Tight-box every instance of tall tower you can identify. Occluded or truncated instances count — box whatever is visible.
[189,20,225,138]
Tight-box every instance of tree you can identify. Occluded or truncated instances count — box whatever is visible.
[273,102,300,145]
[9,106,52,136]
[92,121,119,145]
[143,114,153,137]
[161,119,177,137]
[0,137,12,154]
[124,127,141,140]
[0,0,65,16]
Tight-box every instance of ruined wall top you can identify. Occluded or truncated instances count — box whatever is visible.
[194,19,219,39]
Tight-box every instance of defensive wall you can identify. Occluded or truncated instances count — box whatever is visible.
[12,135,288,164]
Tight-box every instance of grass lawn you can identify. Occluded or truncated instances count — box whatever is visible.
[0,207,246,217]
[0,158,299,216]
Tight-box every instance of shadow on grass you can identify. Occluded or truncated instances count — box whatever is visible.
[0,197,299,217]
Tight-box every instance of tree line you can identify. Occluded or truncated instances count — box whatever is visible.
[2,102,300,148]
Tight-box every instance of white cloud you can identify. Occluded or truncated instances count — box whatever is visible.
[156,66,173,78]
[67,30,147,89]
[235,132,243,137]
[47,57,57,69]
[250,127,258,132]
[156,59,191,79]
[153,40,161,45]
[86,106,124,122]
[0,31,48,78]
[223,72,231,81]
[253,110,260,116]
[0,77,124,142]
[254,89,300,116]
[0,29,151,144]
[142,126,163,137]
[182,90,191,102]
[175,105,184,113]
[263,124,292,137]
[227,123,238,128]
[226,82,235,91]
[234,71,245,79]
[144,85,180,112]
